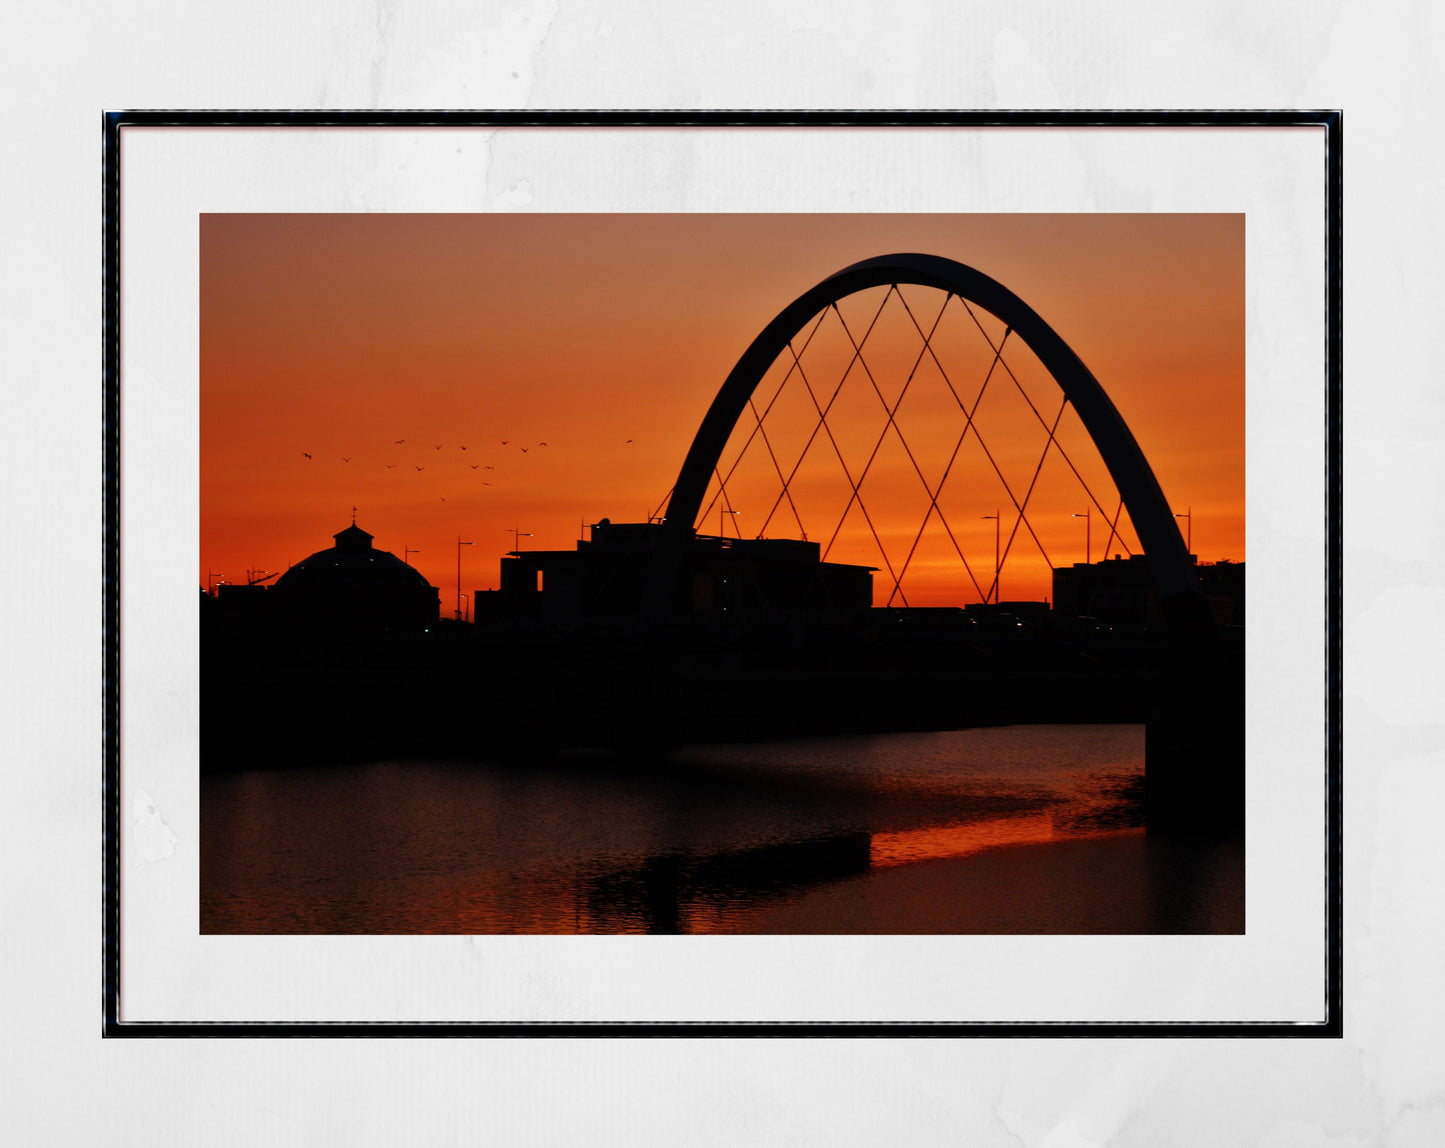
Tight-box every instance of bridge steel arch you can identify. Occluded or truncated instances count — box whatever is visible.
[654,252,1208,626]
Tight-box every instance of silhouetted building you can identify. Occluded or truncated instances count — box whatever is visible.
[496,518,874,623]
[1052,554,1243,628]
[213,583,269,606]
[1196,559,1245,625]
[269,522,440,634]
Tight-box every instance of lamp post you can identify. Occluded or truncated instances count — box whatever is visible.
[403,546,420,567]
[720,507,740,538]
[1174,507,1192,556]
[508,528,533,552]
[981,510,1000,604]
[456,537,474,621]
[1072,509,1091,565]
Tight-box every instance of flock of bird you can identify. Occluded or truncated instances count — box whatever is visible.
[297,437,636,503]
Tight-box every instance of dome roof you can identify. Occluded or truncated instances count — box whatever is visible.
[273,523,435,595]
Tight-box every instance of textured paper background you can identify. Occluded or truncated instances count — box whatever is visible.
[4,1,1438,1142]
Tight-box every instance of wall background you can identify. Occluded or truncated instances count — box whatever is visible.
[1,2,1436,1143]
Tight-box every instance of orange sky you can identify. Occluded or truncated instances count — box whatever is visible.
[201,214,1243,609]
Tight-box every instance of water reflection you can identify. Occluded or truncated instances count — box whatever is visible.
[200,725,1241,935]
[872,812,1062,867]
[583,833,874,934]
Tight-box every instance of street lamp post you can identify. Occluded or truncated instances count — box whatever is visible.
[1174,507,1192,556]
[508,527,533,552]
[981,510,1000,604]
[1072,509,1091,565]
[403,546,420,566]
[456,537,474,621]
[720,507,740,538]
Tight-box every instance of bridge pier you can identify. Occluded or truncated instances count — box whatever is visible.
[1145,594,1245,837]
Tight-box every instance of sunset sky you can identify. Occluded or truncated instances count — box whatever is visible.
[200,214,1243,609]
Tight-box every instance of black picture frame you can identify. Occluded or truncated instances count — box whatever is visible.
[103,108,1341,1037]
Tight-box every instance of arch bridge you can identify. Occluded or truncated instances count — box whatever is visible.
[650,253,1210,632]
[644,254,1237,832]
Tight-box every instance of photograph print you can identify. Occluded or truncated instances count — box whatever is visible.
[199,212,1244,937]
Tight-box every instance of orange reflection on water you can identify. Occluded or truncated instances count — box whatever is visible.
[870,812,1067,868]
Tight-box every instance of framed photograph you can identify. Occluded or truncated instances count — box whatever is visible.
[105,111,1340,1034]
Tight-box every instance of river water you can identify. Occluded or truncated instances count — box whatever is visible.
[200,725,1243,934]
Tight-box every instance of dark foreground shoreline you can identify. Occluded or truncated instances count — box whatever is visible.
[734,828,1244,934]
[203,618,1243,836]
[203,629,1173,771]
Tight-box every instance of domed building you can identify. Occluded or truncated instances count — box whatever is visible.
[271,522,440,634]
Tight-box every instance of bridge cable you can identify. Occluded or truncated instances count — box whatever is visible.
[946,298,1136,557]
[693,282,1138,607]
[648,483,675,524]
[826,290,985,602]
[759,292,893,540]
[890,290,1065,575]
[886,317,1013,605]
[697,308,831,529]
[990,394,1069,601]
[747,293,892,540]
[815,288,923,549]
[780,296,907,601]
[1098,497,1128,562]
[712,466,744,537]
[827,291,982,606]
[746,394,809,539]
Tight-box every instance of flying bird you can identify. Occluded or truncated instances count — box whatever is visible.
[625,439,633,444]
[434,444,443,450]
[470,465,480,470]
[415,466,425,472]
[482,482,492,486]
[539,442,547,447]
[302,452,312,459]
[484,466,494,470]
[341,457,350,462]
[460,445,467,451]
[501,440,508,445]
[394,439,405,444]
[385,464,396,469]
[521,447,529,453]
